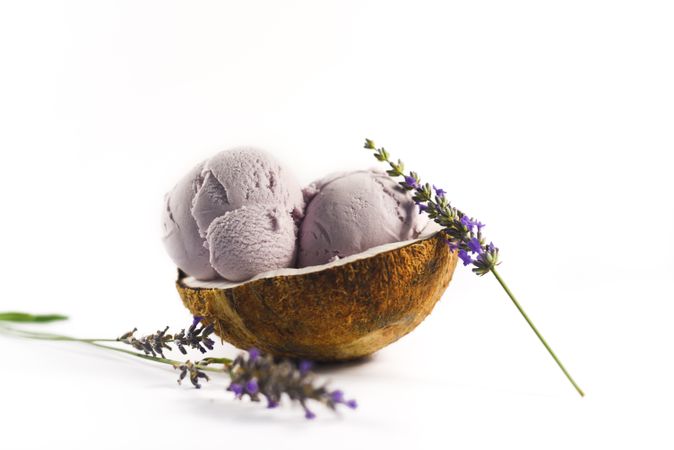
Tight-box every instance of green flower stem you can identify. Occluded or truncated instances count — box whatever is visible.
[0,312,68,323]
[490,268,584,397]
[0,324,116,343]
[0,324,228,373]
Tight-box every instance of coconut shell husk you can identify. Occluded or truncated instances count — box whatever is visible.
[176,233,457,361]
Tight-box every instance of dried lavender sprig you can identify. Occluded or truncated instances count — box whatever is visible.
[116,316,215,358]
[227,349,358,419]
[175,360,210,388]
[364,139,584,397]
[173,317,215,354]
[365,138,497,275]
[1,316,358,417]
[0,320,225,378]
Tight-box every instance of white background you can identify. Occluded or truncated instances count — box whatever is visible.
[1,1,673,448]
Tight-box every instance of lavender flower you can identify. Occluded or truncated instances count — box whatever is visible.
[173,319,215,354]
[460,215,476,231]
[444,238,459,251]
[363,138,585,397]
[117,326,172,358]
[227,348,357,419]
[298,360,313,376]
[364,138,499,276]
[4,314,363,415]
[174,360,210,389]
[228,383,244,397]
[248,348,261,362]
[467,237,483,254]
[117,318,215,357]
[246,378,259,394]
[404,175,419,189]
[458,249,473,266]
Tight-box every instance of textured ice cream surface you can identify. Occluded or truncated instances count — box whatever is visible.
[161,161,219,280]
[207,204,297,282]
[161,147,304,282]
[191,147,304,237]
[298,170,429,267]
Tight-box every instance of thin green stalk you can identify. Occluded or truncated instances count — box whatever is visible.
[0,324,116,343]
[0,312,68,323]
[491,268,584,397]
[0,324,227,373]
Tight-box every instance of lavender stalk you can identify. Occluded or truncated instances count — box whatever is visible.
[0,320,224,379]
[364,138,584,397]
[0,314,357,417]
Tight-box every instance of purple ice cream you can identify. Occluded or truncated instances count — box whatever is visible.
[161,161,219,280]
[298,170,428,267]
[207,204,297,281]
[191,147,304,237]
[162,147,304,281]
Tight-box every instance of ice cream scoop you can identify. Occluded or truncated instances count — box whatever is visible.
[191,147,304,237]
[298,170,429,267]
[207,204,297,282]
[161,161,219,280]
[162,147,304,281]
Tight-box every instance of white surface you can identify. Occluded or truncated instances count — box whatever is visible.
[0,1,673,449]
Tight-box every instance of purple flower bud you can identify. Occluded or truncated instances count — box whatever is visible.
[404,176,419,189]
[476,221,485,231]
[346,399,358,409]
[228,383,243,396]
[266,399,279,409]
[305,409,316,420]
[192,316,203,327]
[458,249,473,266]
[246,378,259,394]
[487,242,495,252]
[299,360,313,376]
[433,185,446,197]
[330,390,344,403]
[460,216,475,231]
[418,203,428,213]
[444,238,458,251]
[248,348,260,362]
[467,237,483,254]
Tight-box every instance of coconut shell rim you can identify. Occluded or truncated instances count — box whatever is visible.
[176,231,446,290]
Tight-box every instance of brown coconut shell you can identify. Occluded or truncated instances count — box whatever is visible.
[176,233,457,362]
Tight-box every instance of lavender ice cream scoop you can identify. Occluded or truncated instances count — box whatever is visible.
[207,205,297,282]
[161,161,219,280]
[297,170,428,267]
[162,147,304,281]
[191,147,304,237]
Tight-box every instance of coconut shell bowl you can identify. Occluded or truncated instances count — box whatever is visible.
[177,231,457,362]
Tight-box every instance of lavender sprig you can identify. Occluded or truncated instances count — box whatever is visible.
[118,326,173,358]
[116,316,215,358]
[364,138,584,397]
[366,139,498,275]
[174,317,215,354]
[227,349,358,419]
[175,360,210,389]
[1,314,358,418]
